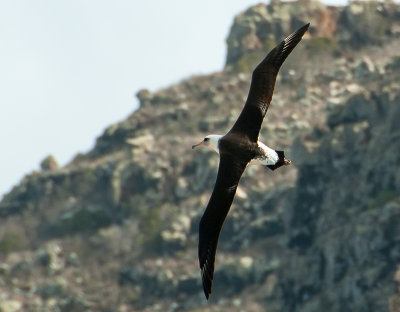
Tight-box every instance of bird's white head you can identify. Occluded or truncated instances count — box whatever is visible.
[192,134,222,153]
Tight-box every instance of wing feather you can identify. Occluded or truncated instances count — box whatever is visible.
[198,153,247,299]
[229,23,310,142]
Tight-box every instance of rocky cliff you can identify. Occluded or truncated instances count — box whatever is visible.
[1,1,400,311]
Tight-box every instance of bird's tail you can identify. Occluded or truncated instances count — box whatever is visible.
[266,150,291,171]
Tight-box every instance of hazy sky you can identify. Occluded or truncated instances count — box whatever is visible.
[0,0,348,198]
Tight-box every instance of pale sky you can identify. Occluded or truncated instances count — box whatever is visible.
[0,0,348,198]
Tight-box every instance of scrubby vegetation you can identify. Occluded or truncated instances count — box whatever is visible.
[1,1,400,311]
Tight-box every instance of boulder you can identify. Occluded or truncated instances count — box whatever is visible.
[40,155,58,171]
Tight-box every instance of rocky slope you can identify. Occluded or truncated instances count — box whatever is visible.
[1,1,400,311]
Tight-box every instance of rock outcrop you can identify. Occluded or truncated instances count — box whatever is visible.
[1,1,400,311]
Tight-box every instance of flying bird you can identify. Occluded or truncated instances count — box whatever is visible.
[192,23,310,299]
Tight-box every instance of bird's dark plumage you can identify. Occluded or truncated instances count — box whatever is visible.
[198,23,310,299]
[229,23,310,142]
[198,153,247,299]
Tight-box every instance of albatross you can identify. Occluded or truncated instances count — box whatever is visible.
[192,23,310,299]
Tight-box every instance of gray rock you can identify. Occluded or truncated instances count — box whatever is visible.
[1,2,400,312]
[291,137,320,166]
[40,155,58,171]
[353,57,380,82]
[136,89,153,108]
[66,252,79,267]
[38,278,68,299]
[35,243,64,273]
[0,300,22,312]
[174,177,189,198]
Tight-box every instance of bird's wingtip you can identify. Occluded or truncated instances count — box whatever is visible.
[202,279,211,300]
[201,268,212,300]
[298,22,310,34]
[293,23,310,36]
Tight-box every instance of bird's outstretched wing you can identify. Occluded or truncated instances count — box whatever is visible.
[228,23,310,142]
[198,153,247,299]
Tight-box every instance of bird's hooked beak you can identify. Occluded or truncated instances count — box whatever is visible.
[192,141,205,149]
[284,158,291,166]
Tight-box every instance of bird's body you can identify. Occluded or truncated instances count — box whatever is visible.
[196,134,280,166]
[250,140,280,166]
[192,23,310,299]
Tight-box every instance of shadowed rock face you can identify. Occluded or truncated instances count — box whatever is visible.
[284,85,400,311]
[1,1,400,311]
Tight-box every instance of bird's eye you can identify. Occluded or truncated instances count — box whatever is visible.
[204,138,209,142]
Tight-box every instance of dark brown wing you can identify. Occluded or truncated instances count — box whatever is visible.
[228,23,310,142]
[198,153,247,299]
